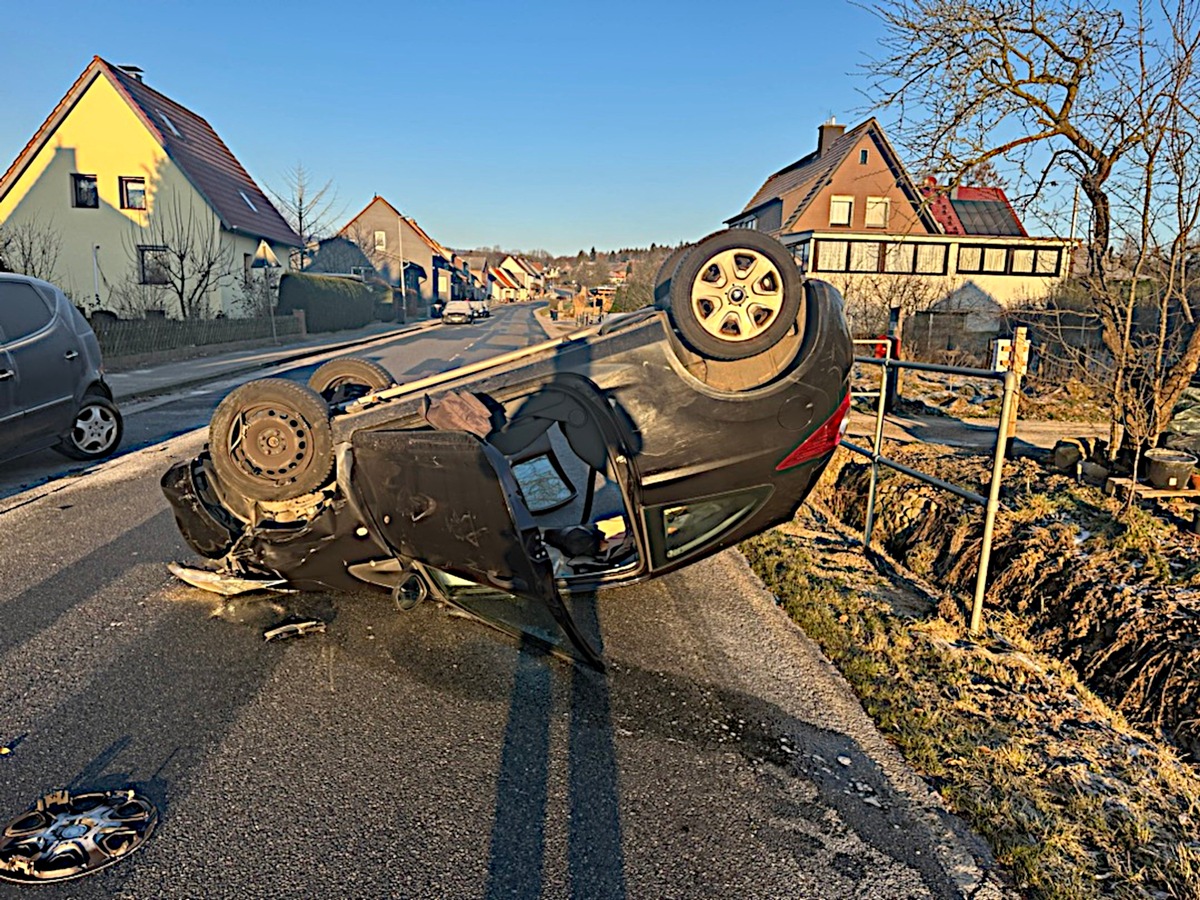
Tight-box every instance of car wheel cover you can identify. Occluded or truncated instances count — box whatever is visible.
[71,404,119,454]
[689,248,784,343]
[225,401,319,485]
[0,789,158,883]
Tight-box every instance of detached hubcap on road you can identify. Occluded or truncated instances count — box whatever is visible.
[0,789,158,883]
[690,248,784,343]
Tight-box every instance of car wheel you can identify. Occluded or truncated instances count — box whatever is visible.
[653,244,693,309]
[209,379,334,502]
[665,229,803,361]
[55,394,123,460]
[307,357,395,404]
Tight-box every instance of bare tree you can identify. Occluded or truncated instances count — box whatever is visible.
[266,163,341,269]
[0,214,63,282]
[866,0,1200,455]
[119,188,237,319]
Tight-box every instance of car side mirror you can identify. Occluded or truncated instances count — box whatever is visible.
[393,572,428,611]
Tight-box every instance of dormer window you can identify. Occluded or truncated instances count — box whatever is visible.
[158,111,182,138]
[239,190,258,212]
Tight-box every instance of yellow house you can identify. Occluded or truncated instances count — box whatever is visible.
[0,57,301,317]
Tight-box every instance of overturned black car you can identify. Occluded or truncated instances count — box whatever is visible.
[162,230,853,665]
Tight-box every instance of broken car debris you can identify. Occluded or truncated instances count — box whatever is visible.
[162,230,853,665]
[0,789,158,883]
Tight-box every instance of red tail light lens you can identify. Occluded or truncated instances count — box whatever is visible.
[775,392,850,471]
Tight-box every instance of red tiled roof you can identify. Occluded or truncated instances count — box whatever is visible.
[0,58,301,247]
[491,267,518,289]
[919,181,1026,237]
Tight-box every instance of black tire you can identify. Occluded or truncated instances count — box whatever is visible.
[54,393,123,460]
[209,379,334,502]
[307,357,394,404]
[665,229,804,361]
[652,244,693,310]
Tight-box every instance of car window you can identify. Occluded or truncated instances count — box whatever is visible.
[0,281,54,342]
[649,485,773,562]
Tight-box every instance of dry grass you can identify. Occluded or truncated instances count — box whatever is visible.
[741,449,1200,899]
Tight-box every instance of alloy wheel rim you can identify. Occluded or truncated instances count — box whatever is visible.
[72,405,118,454]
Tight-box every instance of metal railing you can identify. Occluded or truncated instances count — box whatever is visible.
[841,340,1018,633]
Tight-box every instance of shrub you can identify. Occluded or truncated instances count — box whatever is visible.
[278,273,379,332]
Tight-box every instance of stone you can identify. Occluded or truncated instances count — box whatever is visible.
[1080,461,1110,485]
[1053,439,1085,472]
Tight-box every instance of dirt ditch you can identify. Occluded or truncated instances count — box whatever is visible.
[823,444,1200,761]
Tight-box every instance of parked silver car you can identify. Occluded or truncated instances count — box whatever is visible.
[0,273,122,463]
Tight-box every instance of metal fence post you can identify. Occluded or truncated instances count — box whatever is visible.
[863,350,891,547]
[969,369,1017,634]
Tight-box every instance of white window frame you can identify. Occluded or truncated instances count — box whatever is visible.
[374,231,387,251]
[865,197,890,228]
[829,195,853,227]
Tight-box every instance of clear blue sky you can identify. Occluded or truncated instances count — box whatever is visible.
[1,1,886,256]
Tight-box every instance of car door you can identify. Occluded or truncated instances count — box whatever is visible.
[350,429,603,666]
[0,343,17,454]
[0,281,79,446]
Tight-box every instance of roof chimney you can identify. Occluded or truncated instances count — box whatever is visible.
[817,118,845,157]
[117,65,144,82]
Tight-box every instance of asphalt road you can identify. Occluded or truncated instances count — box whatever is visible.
[0,306,1004,898]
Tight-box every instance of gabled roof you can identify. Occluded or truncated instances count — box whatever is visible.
[919,184,1027,237]
[491,266,518,289]
[0,57,301,247]
[340,196,454,262]
[728,117,941,235]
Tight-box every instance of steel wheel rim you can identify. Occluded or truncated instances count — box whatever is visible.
[0,790,157,883]
[225,400,319,486]
[72,404,118,454]
[689,248,784,343]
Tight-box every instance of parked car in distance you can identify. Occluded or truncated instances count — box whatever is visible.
[0,273,122,464]
[163,229,852,666]
[469,298,490,318]
[441,300,475,325]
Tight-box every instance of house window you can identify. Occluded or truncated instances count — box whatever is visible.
[884,243,915,273]
[1010,248,1034,273]
[120,176,146,210]
[1035,248,1060,275]
[848,242,881,272]
[158,110,183,138]
[72,174,98,209]
[859,149,869,165]
[915,244,947,274]
[829,195,853,227]
[374,231,387,251]
[815,240,848,272]
[957,246,983,273]
[735,216,757,230]
[138,245,170,285]
[1010,247,1061,276]
[982,247,1007,273]
[243,252,253,286]
[239,190,257,212]
[864,197,890,228]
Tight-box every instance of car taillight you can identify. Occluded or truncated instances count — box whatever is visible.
[775,392,850,471]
